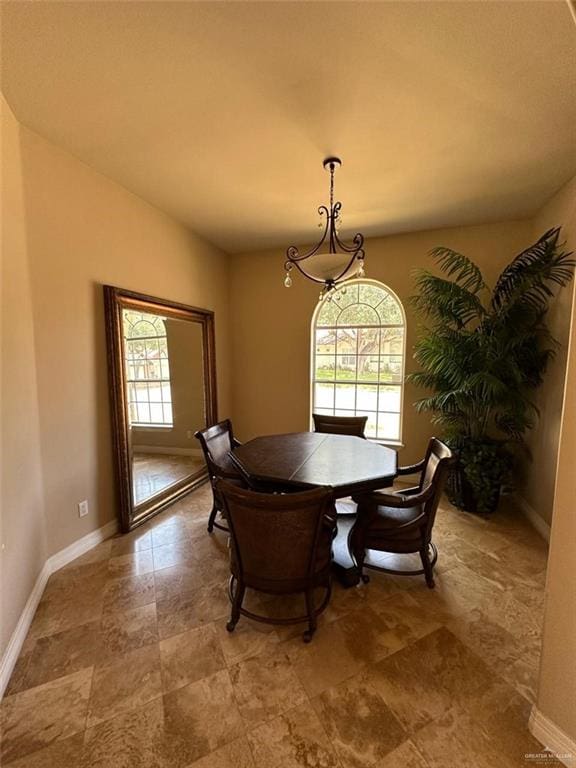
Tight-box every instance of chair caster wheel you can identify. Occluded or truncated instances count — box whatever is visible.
[426,579,435,589]
[303,630,314,643]
[207,526,213,534]
[226,621,236,633]
[361,574,370,584]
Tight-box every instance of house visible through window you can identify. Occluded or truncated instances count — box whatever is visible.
[123,310,173,427]
[311,280,406,442]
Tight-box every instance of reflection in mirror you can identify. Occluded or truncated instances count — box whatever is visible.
[122,309,207,506]
[104,286,217,532]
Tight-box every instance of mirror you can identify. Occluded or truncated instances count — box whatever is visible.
[104,286,217,532]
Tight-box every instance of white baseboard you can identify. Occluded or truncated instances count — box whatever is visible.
[530,706,576,766]
[515,494,551,542]
[0,517,119,699]
[133,446,202,458]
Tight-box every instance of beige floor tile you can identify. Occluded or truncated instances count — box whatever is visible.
[0,668,92,764]
[187,736,256,768]
[110,529,153,556]
[157,582,229,638]
[366,627,496,734]
[412,706,511,768]
[284,618,364,698]
[335,606,405,665]
[151,519,192,549]
[247,701,340,768]
[153,541,196,571]
[23,620,103,689]
[2,733,84,768]
[311,673,407,767]
[99,602,158,662]
[107,550,155,579]
[229,651,307,727]
[368,590,442,644]
[161,669,245,766]
[87,644,162,728]
[81,697,166,768]
[214,614,281,667]
[159,623,225,693]
[376,740,431,768]
[3,645,35,697]
[102,572,155,615]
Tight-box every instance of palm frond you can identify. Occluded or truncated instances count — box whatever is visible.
[492,228,575,312]
[412,274,485,328]
[429,246,486,293]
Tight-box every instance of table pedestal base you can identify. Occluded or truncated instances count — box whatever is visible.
[331,509,361,588]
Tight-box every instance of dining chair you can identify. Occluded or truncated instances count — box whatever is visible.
[217,479,337,642]
[312,413,368,438]
[194,419,244,533]
[349,437,455,588]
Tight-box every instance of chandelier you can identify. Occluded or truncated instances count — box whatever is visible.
[284,157,366,300]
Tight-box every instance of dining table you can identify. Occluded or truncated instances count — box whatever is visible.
[229,432,398,585]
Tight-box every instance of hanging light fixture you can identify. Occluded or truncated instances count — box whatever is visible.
[284,157,366,301]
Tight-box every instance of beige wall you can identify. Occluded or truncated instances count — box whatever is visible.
[0,98,47,654]
[230,220,532,465]
[17,126,231,556]
[521,177,576,525]
[536,272,576,742]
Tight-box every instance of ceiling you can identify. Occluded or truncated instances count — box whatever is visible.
[2,1,575,254]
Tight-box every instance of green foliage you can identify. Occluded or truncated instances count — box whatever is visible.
[409,228,574,443]
[457,440,513,514]
[409,228,574,511]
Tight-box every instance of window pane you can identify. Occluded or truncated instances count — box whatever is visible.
[145,338,160,357]
[378,412,400,440]
[149,403,164,422]
[378,385,401,412]
[316,300,339,327]
[339,304,379,326]
[315,355,335,380]
[359,284,387,308]
[315,330,336,355]
[379,356,403,383]
[356,410,378,438]
[335,356,356,380]
[380,327,404,355]
[158,338,168,358]
[134,383,149,402]
[160,359,170,379]
[148,382,162,401]
[357,355,379,381]
[335,329,357,356]
[376,295,403,324]
[335,383,356,409]
[136,403,151,423]
[314,383,334,409]
[164,403,173,424]
[356,385,378,411]
[161,382,172,402]
[332,283,359,310]
[129,402,138,422]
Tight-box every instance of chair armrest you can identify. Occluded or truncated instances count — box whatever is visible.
[215,468,241,481]
[401,485,421,496]
[367,482,435,509]
[396,460,425,476]
[232,438,242,448]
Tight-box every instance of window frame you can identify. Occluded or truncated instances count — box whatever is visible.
[310,278,406,446]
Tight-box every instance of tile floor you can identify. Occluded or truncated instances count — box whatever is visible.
[132,453,206,505]
[1,483,559,767]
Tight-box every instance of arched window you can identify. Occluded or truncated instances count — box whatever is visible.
[123,310,173,426]
[311,280,406,442]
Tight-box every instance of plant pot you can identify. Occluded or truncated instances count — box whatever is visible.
[446,462,501,515]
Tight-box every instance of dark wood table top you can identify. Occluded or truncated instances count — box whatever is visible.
[229,432,397,498]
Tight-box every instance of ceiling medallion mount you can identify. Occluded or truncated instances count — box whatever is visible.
[284,156,366,301]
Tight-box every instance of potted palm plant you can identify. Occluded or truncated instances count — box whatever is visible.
[409,228,574,514]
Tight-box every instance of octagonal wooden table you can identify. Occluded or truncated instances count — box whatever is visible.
[229,432,398,585]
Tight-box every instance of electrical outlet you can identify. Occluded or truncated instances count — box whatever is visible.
[78,500,89,518]
[187,430,193,439]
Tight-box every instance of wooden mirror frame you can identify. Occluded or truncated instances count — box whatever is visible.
[104,285,217,532]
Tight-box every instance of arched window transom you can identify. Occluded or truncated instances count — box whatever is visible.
[311,280,405,442]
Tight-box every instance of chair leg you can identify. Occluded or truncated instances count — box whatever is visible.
[226,577,245,632]
[348,525,369,584]
[420,546,435,589]
[207,501,218,533]
[302,589,317,643]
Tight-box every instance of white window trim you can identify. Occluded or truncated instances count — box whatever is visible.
[309,278,407,443]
